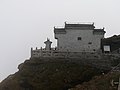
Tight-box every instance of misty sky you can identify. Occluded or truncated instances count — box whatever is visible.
[0,0,120,81]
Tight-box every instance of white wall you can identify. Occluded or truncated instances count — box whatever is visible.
[55,29,104,52]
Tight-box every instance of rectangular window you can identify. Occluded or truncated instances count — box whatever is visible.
[78,37,82,40]
[88,42,92,44]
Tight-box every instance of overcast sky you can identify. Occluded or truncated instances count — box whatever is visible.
[0,0,120,81]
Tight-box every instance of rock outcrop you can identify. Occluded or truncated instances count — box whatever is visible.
[0,57,105,90]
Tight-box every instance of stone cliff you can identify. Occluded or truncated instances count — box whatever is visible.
[0,57,106,90]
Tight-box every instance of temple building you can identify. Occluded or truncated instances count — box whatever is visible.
[31,22,106,58]
[54,22,106,52]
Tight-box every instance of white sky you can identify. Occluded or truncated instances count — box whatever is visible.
[0,0,120,81]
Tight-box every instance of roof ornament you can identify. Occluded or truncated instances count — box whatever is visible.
[64,21,67,24]
[47,37,49,41]
[103,27,105,30]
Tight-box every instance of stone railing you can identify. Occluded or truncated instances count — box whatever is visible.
[31,48,102,59]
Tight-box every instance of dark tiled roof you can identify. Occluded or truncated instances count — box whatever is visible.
[65,23,95,29]
[54,28,66,34]
[93,29,106,33]
[54,23,106,33]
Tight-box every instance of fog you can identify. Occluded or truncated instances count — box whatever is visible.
[0,0,120,81]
